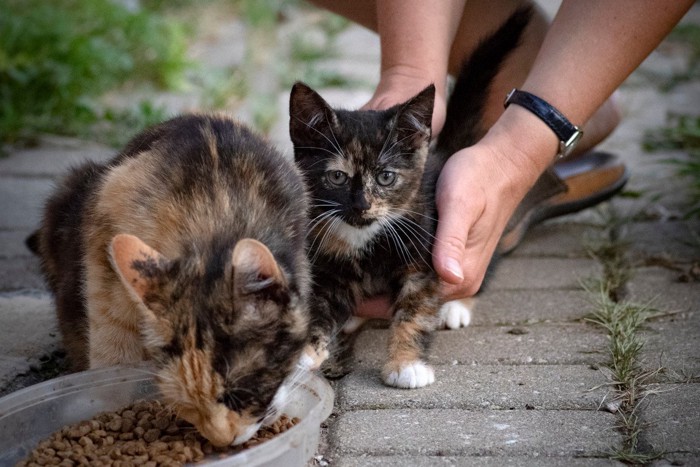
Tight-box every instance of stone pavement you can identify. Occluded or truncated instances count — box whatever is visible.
[1,2,699,466]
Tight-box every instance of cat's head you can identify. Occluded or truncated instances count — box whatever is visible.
[289,82,434,238]
[109,234,308,447]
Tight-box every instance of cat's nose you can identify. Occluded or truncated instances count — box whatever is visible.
[352,193,371,212]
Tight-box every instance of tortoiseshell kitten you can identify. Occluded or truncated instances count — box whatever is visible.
[289,6,532,388]
[30,114,311,446]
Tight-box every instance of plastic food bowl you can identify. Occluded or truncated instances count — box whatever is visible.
[0,366,333,466]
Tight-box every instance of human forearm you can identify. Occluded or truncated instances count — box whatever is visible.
[514,0,693,169]
[376,0,466,95]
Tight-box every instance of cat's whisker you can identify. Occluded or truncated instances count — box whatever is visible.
[308,212,340,256]
[392,216,436,264]
[311,216,342,264]
[308,209,338,232]
[290,115,345,157]
[388,217,431,269]
[396,208,439,223]
[379,130,422,161]
[379,217,414,266]
[295,145,343,158]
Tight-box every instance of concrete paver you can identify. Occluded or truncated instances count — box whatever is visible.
[328,409,621,457]
[337,365,610,411]
[472,289,593,325]
[641,384,700,455]
[334,457,625,467]
[353,324,607,368]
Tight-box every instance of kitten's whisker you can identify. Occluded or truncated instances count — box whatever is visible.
[291,115,344,157]
[307,210,339,251]
[389,217,430,268]
[396,207,439,224]
[295,146,343,157]
[388,215,433,264]
[311,216,342,263]
[380,218,413,266]
[324,113,345,160]
[379,130,422,161]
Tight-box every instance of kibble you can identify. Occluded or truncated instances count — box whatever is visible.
[17,399,301,467]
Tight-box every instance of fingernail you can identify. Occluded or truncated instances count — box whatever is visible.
[444,257,464,281]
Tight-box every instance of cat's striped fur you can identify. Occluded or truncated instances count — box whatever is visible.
[31,114,311,446]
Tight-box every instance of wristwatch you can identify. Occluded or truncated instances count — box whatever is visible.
[504,89,583,159]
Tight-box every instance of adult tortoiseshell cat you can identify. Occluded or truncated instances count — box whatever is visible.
[29,114,311,446]
[289,7,532,388]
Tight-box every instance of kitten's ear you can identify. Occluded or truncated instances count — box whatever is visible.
[110,234,168,303]
[232,238,287,295]
[289,81,339,150]
[394,84,435,149]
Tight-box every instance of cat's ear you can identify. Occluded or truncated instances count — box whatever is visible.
[289,81,339,150]
[110,234,169,304]
[393,84,435,149]
[232,238,287,295]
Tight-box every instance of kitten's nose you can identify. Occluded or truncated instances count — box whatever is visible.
[352,192,371,212]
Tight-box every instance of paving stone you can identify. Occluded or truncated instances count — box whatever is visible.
[0,178,54,230]
[0,292,58,388]
[626,267,700,315]
[487,258,602,290]
[509,222,598,259]
[336,365,609,411]
[328,409,621,457]
[641,318,700,374]
[625,221,700,262]
[334,456,625,467]
[626,267,700,372]
[0,257,45,293]
[352,324,607,368]
[0,231,36,259]
[472,289,593,325]
[650,454,700,467]
[641,384,700,455]
[0,137,114,178]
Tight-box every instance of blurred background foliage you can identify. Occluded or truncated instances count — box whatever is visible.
[0,0,352,147]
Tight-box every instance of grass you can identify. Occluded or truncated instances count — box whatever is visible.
[660,23,700,91]
[643,114,700,218]
[582,207,666,462]
[0,0,358,147]
[0,0,190,145]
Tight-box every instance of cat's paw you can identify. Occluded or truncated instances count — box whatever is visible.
[382,361,435,389]
[438,299,472,330]
[299,344,329,371]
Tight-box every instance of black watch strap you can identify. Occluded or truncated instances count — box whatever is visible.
[504,89,583,158]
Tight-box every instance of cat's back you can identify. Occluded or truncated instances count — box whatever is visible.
[91,114,308,263]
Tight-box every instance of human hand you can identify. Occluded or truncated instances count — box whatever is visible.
[361,66,447,136]
[432,124,546,299]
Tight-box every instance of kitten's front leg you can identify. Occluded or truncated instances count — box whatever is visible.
[301,288,354,371]
[383,272,441,389]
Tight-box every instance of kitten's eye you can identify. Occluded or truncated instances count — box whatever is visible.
[326,170,348,186]
[376,171,397,187]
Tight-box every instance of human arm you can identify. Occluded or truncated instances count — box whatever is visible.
[433,0,695,297]
[361,0,467,135]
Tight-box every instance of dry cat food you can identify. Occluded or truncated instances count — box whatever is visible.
[17,399,300,466]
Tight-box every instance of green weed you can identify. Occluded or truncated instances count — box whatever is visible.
[644,114,700,217]
[0,0,190,144]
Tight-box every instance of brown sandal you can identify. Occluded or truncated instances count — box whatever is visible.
[498,151,629,254]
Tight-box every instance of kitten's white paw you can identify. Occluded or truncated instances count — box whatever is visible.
[438,299,472,330]
[299,344,328,371]
[382,361,435,389]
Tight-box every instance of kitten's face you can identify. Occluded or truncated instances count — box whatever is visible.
[289,82,434,241]
[110,235,308,447]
